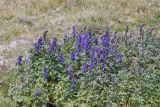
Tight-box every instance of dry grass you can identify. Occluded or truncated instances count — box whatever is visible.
[0,0,160,106]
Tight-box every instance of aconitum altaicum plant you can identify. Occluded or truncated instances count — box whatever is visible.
[9,25,160,107]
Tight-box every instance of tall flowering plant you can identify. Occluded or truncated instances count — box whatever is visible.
[9,26,160,107]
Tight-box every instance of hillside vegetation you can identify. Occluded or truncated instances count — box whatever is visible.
[0,0,160,64]
[0,0,160,107]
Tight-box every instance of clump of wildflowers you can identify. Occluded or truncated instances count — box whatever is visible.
[12,25,160,107]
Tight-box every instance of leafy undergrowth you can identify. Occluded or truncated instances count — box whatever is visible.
[0,69,16,107]
[9,26,160,107]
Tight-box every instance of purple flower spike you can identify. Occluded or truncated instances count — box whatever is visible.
[83,32,92,53]
[59,53,65,65]
[77,34,82,44]
[67,66,76,90]
[17,56,23,65]
[76,44,81,54]
[89,60,94,71]
[90,47,95,60]
[94,37,98,45]
[71,79,76,90]
[84,43,89,53]
[68,73,72,80]
[49,38,57,53]
[34,43,40,53]
[83,64,87,75]
[34,37,43,53]
[111,33,117,43]
[101,32,110,49]
[117,53,123,63]
[42,30,48,39]
[76,34,82,54]
[37,37,43,46]
[34,88,42,97]
[96,47,101,58]
[70,52,76,61]
[102,48,107,62]
[43,66,48,80]
[63,34,68,42]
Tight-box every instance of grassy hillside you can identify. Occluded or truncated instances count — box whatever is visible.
[0,0,160,106]
[0,0,160,63]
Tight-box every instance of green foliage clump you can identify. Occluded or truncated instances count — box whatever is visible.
[9,26,160,107]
